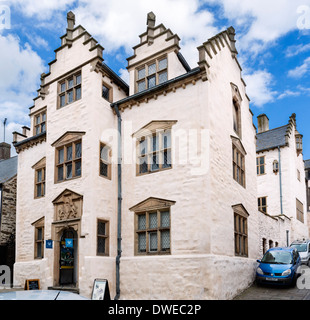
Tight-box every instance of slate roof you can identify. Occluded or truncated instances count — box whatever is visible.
[0,156,18,184]
[256,125,289,152]
[305,159,310,170]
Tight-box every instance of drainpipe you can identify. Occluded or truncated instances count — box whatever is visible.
[278,146,283,215]
[113,104,122,300]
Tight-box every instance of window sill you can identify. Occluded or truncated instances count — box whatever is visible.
[136,166,172,177]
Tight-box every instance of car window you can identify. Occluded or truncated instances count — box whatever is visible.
[261,250,293,264]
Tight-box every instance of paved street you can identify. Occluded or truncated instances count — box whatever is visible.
[234,282,310,300]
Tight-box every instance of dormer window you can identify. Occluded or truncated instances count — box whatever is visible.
[136,56,168,93]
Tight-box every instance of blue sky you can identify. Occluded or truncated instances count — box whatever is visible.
[0,0,310,159]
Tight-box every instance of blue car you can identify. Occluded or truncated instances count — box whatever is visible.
[256,247,301,286]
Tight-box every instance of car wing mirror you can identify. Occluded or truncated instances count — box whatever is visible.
[256,260,261,263]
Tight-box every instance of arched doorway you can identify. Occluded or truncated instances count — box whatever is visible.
[59,228,78,285]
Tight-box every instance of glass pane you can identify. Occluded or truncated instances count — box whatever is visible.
[41,123,46,133]
[149,212,157,229]
[60,94,65,107]
[36,115,41,125]
[138,214,146,230]
[161,230,170,250]
[36,126,40,135]
[138,80,145,92]
[76,86,81,100]
[37,242,42,258]
[148,75,156,89]
[158,71,167,84]
[260,157,264,165]
[102,85,109,100]
[42,113,46,122]
[98,221,106,236]
[60,82,66,92]
[139,156,148,174]
[262,197,266,206]
[42,182,45,196]
[97,237,106,254]
[76,74,81,85]
[75,142,82,158]
[37,169,42,182]
[138,233,146,252]
[158,58,167,70]
[67,145,72,161]
[149,232,157,251]
[260,166,265,175]
[151,153,159,171]
[151,135,159,152]
[100,161,108,177]
[58,148,64,164]
[163,150,171,168]
[68,89,73,103]
[75,160,81,177]
[100,145,109,161]
[148,63,156,75]
[37,228,42,240]
[58,166,63,181]
[66,163,72,179]
[139,139,147,156]
[161,211,170,227]
[68,78,74,89]
[138,68,145,80]
[162,131,171,149]
[37,184,42,197]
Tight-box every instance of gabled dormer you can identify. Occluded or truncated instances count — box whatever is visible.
[127,12,191,95]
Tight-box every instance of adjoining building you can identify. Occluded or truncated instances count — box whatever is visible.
[256,113,309,255]
[0,142,17,286]
[12,11,309,299]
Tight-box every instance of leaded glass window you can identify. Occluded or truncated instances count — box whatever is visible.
[56,140,82,182]
[58,71,81,108]
[99,143,111,179]
[137,130,172,175]
[136,56,168,93]
[136,210,171,255]
[97,220,109,255]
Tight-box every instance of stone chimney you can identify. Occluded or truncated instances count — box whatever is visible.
[0,142,11,160]
[257,114,269,133]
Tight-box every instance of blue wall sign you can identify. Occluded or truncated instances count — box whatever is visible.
[65,238,73,248]
[46,239,53,249]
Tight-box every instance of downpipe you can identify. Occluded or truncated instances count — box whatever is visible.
[113,104,122,300]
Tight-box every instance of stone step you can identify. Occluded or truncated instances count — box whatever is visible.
[48,286,79,294]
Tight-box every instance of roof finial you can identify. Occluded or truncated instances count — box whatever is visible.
[67,11,75,30]
[147,12,156,28]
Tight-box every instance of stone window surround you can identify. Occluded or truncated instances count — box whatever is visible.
[97,219,109,256]
[32,217,44,259]
[232,204,249,258]
[135,54,168,93]
[258,196,268,214]
[33,107,47,136]
[129,197,176,256]
[232,136,246,188]
[256,155,266,176]
[58,70,82,109]
[32,157,46,199]
[99,142,112,180]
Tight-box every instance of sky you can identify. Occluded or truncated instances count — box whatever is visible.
[0,0,310,159]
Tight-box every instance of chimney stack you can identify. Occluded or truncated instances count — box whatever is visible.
[0,142,11,160]
[257,114,269,133]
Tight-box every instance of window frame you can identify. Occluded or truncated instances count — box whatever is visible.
[58,71,82,109]
[234,212,248,257]
[258,196,268,214]
[35,167,46,199]
[232,144,246,188]
[99,142,112,180]
[96,219,109,256]
[135,55,168,93]
[102,81,113,102]
[135,209,171,256]
[55,139,82,183]
[296,198,304,223]
[256,156,266,176]
[33,109,47,136]
[33,218,44,259]
[137,129,172,176]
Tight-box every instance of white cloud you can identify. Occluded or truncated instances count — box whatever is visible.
[0,34,44,143]
[285,43,310,58]
[277,90,301,100]
[118,68,129,84]
[288,57,310,79]
[243,70,278,107]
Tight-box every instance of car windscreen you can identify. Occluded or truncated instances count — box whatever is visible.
[261,250,293,264]
[291,244,307,252]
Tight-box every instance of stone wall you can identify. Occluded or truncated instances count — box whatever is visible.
[0,175,17,245]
